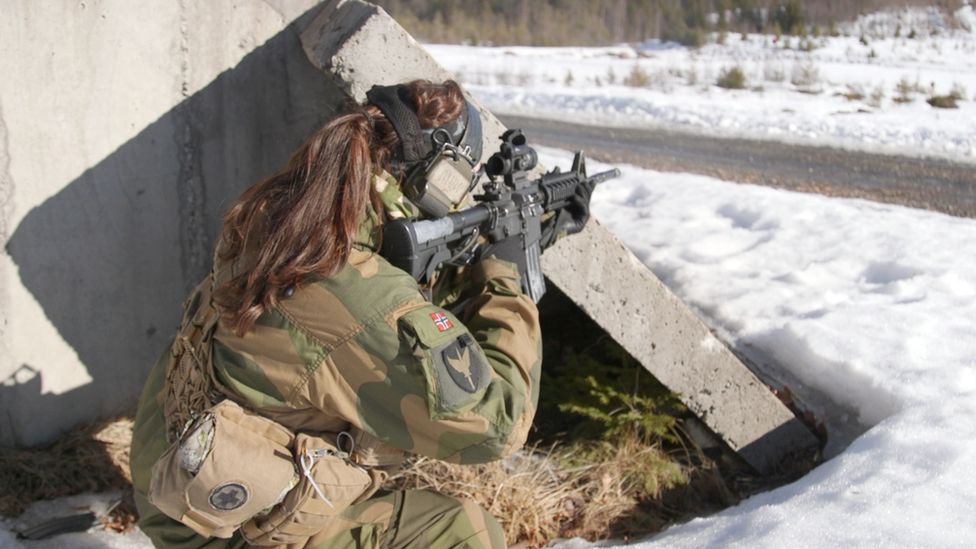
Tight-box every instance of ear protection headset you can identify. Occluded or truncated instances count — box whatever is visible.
[366,84,483,218]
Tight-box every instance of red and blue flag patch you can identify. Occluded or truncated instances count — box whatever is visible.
[430,311,453,332]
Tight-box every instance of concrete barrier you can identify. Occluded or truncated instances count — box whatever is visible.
[300,0,818,474]
[0,1,340,446]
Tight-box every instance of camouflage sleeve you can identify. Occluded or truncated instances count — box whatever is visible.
[302,257,541,465]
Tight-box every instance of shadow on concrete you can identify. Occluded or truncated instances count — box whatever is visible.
[3,9,342,447]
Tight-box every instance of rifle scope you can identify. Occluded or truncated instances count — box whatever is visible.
[485,129,538,180]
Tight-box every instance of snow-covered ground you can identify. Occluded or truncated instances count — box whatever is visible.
[427,4,976,162]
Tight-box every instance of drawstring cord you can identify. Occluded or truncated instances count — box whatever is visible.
[298,433,356,509]
[299,450,335,508]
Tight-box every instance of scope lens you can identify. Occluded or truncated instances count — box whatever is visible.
[514,147,538,172]
[485,155,508,177]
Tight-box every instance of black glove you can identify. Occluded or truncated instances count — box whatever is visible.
[541,179,595,248]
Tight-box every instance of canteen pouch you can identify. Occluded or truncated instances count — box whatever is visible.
[148,400,298,538]
[241,432,374,546]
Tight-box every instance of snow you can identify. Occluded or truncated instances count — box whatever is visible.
[531,147,976,548]
[5,6,976,548]
[426,6,976,162]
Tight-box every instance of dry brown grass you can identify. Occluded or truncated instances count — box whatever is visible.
[1,417,708,546]
[0,417,133,518]
[387,433,689,548]
[389,449,571,547]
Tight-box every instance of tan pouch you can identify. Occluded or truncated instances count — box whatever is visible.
[148,400,298,538]
[241,432,374,546]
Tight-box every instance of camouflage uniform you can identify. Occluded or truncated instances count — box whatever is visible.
[130,173,542,548]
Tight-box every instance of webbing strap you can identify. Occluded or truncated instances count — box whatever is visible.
[347,428,407,467]
[181,509,235,539]
[161,257,223,441]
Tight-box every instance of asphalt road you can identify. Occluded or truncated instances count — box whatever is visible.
[499,115,976,219]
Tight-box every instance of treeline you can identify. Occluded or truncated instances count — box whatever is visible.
[375,0,963,46]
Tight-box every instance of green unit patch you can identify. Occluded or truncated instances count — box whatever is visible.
[441,334,488,395]
[399,306,491,419]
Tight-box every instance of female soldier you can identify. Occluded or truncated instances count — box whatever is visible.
[128,80,540,548]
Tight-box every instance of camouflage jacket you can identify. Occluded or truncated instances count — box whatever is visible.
[205,177,542,465]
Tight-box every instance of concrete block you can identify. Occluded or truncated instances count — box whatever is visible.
[542,226,818,472]
[300,0,818,474]
[0,1,335,446]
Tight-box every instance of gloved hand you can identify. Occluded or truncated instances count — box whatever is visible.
[541,178,595,248]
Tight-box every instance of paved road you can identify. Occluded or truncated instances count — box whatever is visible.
[499,115,976,219]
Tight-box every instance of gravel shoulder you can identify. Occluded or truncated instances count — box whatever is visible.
[500,115,976,219]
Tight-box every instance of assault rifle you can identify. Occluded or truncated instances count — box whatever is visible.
[380,129,620,303]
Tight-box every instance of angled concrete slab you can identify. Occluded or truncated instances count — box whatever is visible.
[300,0,818,474]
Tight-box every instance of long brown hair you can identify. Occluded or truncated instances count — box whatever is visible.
[214,80,466,335]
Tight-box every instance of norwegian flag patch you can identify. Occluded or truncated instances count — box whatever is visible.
[431,311,453,332]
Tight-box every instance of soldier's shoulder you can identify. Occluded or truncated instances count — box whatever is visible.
[326,250,423,308]
[277,250,426,345]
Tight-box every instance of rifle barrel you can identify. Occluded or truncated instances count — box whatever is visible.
[590,168,621,185]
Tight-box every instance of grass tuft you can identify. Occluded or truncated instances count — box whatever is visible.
[790,60,822,93]
[838,84,865,102]
[388,431,688,547]
[0,418,133,518]
[389,449,570,547]
[894,76,916,103]
[624,63,651,88]
[868,85,886,108]
[927,94,959,109]
[716,66,747,90]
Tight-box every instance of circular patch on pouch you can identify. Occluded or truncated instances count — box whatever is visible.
[209,482,249,511]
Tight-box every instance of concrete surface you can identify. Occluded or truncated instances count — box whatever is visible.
[301,0,818,473]
[0,0,341,446]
